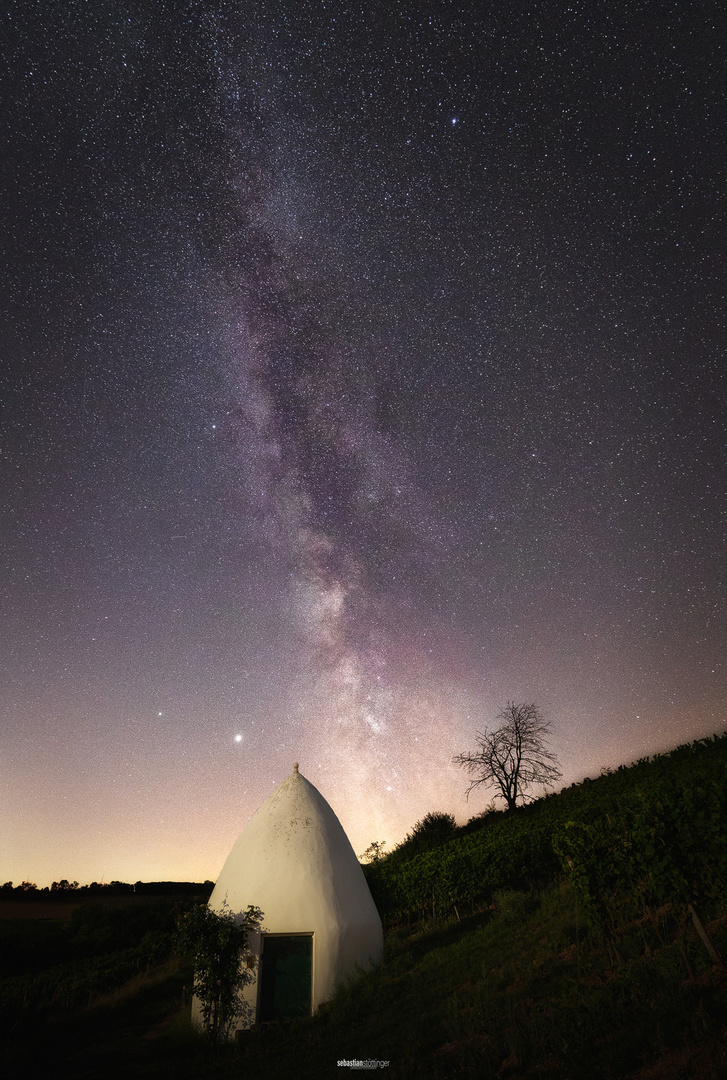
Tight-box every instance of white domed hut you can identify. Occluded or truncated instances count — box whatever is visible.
[198,763,383,1030]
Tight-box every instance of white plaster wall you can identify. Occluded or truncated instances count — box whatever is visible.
[195,768,382,1030]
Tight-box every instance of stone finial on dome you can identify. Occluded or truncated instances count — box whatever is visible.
[293,762,299,773]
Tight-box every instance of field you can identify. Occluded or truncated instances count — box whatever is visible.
[3,735,727,1078]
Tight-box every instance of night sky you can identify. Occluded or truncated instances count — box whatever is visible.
[2,1,725,887]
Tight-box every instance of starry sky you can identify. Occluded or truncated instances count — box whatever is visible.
[2,0,725,887]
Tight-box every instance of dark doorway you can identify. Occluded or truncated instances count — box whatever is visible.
[259,934,313,1021]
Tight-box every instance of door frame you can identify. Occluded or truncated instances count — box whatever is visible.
[256,931,315,1022]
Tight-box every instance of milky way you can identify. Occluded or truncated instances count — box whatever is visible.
[1,1,724,885]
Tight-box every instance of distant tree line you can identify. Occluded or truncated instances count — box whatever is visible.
[0,880,214,900]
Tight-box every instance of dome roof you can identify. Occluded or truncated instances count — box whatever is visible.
[209,764,382,1011]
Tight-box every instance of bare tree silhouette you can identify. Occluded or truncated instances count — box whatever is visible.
[454,702,562,810]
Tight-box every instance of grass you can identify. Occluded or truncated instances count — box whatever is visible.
[181,883,727,1079]
[5,883,727,1079]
